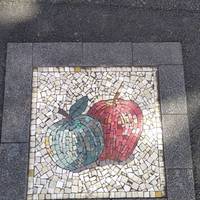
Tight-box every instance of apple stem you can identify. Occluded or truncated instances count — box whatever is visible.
[113,82,123,104]
[58,107,70,119]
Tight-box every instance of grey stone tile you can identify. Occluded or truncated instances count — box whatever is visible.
[167,169,195,200]
[159,65,187,114]
[162,115,193,169]
[2,43,32,142]
[132,42,183,65]
[33,43,82,66]
[2,97,32,143]
[0,143,28,200]
[83,42,132,65]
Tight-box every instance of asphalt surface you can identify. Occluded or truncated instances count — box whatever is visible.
[0,0,200,199]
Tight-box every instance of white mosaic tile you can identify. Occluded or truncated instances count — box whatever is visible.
[27,66,166,199]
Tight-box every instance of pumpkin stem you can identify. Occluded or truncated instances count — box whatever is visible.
[113,82,123,104]
[58,107,70,119]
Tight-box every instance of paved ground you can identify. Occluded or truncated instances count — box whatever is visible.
[0,0,200,199]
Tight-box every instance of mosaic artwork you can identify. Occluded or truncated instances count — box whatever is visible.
[27,66,166,200]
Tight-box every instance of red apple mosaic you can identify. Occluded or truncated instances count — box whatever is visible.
[88,98,143,161]
[27,66,166,199]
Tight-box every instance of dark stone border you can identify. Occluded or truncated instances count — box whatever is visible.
[1,43,33,143]
[0,42,195,200]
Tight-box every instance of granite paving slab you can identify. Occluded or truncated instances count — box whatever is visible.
[83,42,132,65]
[1,43,32,142]
[159,65,187,114]
[162,114,193,169]
[0,143,28,200]
[167,169,195,200]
